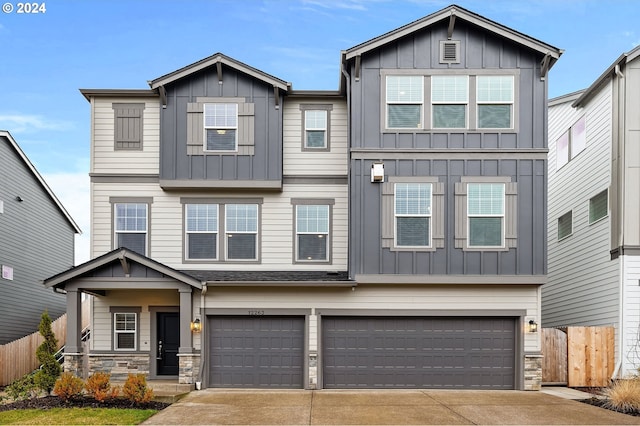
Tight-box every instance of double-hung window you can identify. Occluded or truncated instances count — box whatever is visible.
[395,183,431,247]
[113,312,137,351]
[185,204,218,260]
[467,183,505,247]
[226,204,258,260]
[114,203,148,255]
[296,205,330,261]
[304,110,327,148]
[477,76,514,129]
[432,75,468,129]
[386,75,423,128]
[204,103,237,151]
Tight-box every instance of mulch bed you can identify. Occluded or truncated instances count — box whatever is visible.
[0,395,169,412]
[579,397,640,417]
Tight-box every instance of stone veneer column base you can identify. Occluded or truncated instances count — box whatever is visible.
[524,354,543,390]
[178,353,201,384]
[63,353,84,378]
[88,354,150,381]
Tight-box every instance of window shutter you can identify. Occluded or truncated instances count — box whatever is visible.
[237,102,255,155]
[113,103,144,150]
[505,182,518,248]
[454,182,467,248]
[381,181,394,248]
[432,182,445,248]
[187,102,204,151]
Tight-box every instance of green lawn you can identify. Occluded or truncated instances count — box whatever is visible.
[0,407,158,425]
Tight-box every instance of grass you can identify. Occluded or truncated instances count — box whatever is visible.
[0,407,158,425]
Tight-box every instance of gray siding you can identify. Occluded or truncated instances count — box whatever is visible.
[159,65,283,184]
[347,20,549,277]
[0,137,75,344]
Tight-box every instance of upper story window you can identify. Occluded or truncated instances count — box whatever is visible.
[386,75,423,129]
[295,204,330,262]
[589,189,608,224]
[395,183,432,247]
[382,71,518,132]
[204,103,237,151]
[556,116,586,170]
[113,103,144,150]
[305,111,327,148]
[467,183,504,247]
[432,75,468,129]
[113,201,150,255]
[557,211,573,240]
[185,204,218,260]
[226,204,258,261]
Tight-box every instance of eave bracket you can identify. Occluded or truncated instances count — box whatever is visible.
[447,12,456,39]
[540,53,552,81]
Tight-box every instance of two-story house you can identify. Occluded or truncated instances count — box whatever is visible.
[45,4,561,391]
[0,130,81,344]
[543,45,640,378]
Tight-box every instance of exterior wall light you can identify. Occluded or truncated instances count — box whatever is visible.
[528,319,538,333]
[371,162,385,182]
[190,318,202,333]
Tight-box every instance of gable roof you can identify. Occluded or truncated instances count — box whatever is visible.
[344,4,562,65]
[43,247,202,290]
[149,52,291,91]
[573,45,640,108]
[0,130,81,234]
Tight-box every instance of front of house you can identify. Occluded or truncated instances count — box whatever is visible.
[44,5,561,390]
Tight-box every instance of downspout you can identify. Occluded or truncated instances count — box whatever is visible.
[197,282,207,386]
[341,60,352,281]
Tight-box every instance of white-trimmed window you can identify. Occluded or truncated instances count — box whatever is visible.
[114,203,148,255]
[204,103,237,151]
[304,110,327,148]
[556,116,586,170]
[557,211,573,240]
[185,204,218,260]
[296,205,329,261]
[432,75,468,129]
[556,131,569,169]
[226,204,258,260]
[467,183,505,247]
[395,183,432,247]
[477,76,514,129]
[114,312,137,351]
[386,75,423,128]
[589,189,608,224]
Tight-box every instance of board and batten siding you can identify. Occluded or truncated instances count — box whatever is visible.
[283,98,348,176]
[91,97,160,175]
[92,182,347,270]
[543,82,619,330]
[0,137,75,344]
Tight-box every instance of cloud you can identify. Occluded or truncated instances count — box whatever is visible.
[0,114,73,133]
[42,172,91,265]
[300,0,369,11]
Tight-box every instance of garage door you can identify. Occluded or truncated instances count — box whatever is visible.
[322,317,515,389]
[209,316,304,388]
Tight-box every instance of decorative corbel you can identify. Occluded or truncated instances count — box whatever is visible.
[355,55,361,82]
[273,86,280,110]
[158,85,167,109]
[216,61,223,84]
[540,53,552,81]
[118,253,130,277]
[447,12,456,40]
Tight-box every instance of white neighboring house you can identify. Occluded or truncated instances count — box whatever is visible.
[543,45,640,377]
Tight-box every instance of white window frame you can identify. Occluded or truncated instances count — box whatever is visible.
[225,204,259,261]
[476,75,514,129]
[556,115,586,171]
[589,190,608,225]
[467,183,505,248]
[203,103,238,152]
[557,210,573,241]
[394,183,432,248]
[295,204,330,262]
[185,204,218,261]
[304,110,328,149]
[114,202,148,256]
[113,312,137,351]
[386,75,424,129]
[431,75,469,129]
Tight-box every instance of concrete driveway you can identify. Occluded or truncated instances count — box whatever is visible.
[142,389,640,425]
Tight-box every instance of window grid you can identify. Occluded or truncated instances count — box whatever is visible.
[477,76,514,129]
[386,75,423,129]
[185,204,218,260]
[114,313,136,351]
[305,110,327,148]
[394,183,432,248]
[114,203,148,255]
[432,75,468,129]
[204,103,238,151]
[467,183,505,247]
[296,205,329,261]
[225,204,258,261]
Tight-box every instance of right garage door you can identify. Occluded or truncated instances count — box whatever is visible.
[322,316,515,389]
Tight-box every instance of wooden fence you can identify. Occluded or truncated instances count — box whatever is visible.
[0,314,67,386]
[542,326,615,387]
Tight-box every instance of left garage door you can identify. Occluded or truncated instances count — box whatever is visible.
[208,316,304,388]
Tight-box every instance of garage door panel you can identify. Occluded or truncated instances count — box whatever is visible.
[209,316,304,388]
[323,317,515,389]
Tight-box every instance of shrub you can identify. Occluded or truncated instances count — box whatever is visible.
[5,373,38,401]
[53,372,84,402]
[603,379,640,412]
[122,373,153,405]
[34,311,61,394]
[85,371,120,402]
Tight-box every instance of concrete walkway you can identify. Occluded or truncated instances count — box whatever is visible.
[142,389,640,425]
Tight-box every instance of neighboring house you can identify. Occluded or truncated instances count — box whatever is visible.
[543,45,640,377]
[44,4,561,390]
[0,130,81,344]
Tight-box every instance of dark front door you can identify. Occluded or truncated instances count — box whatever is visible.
[157,312,180,376]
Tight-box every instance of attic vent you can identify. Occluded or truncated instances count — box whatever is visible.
[440,40,460,64]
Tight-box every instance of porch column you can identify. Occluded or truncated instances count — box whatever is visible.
[65,289,82,353]
[179,288,193,353]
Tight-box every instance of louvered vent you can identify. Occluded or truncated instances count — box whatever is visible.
[440,40,460,64]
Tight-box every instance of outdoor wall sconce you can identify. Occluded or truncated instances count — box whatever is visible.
[371,162,385,183]
[190,318,202,333]
[528,320,538,333]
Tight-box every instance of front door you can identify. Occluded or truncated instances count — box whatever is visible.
[157,312,180,376]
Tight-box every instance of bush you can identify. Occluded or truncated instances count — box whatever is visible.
[34,311,61,394]
[85,372,120,403]
[53,372,84,402]
[5,373,39,401]
[603,379,640,412]
[122,373,153,405]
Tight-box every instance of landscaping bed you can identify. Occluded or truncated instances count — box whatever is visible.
[0,395,169,412]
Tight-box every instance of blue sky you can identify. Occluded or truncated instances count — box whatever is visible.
[1,0,639,263]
